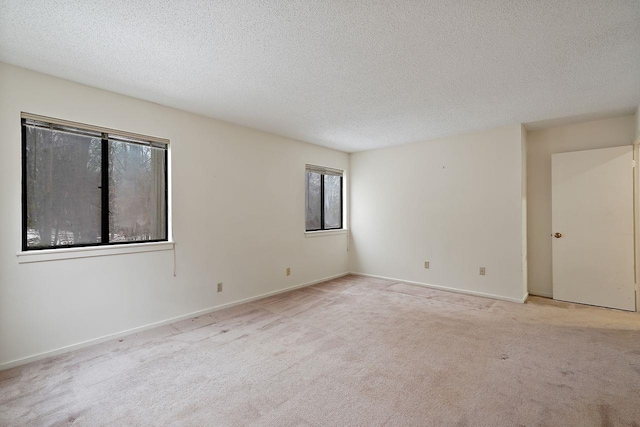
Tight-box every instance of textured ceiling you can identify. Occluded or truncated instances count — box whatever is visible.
[1,1,639,152]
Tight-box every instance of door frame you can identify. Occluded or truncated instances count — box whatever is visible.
[634,137,640,312]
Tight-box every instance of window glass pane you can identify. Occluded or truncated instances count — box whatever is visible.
[109,141,166,242]
[306,171,321,230]
[323,175,342,229]
[25,127,102,248]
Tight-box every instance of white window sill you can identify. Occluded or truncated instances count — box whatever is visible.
[304,229,348,238]
[16,241,174,264]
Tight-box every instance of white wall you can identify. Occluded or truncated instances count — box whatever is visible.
[526,115,636,297]
[349,125,527,302]
[0,63,349,368]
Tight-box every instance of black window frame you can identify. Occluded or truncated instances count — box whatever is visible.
[21,116,169,251]
[305,165,344,232]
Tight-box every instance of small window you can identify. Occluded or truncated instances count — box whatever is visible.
[305,164,343,231]
[21,114,168,250]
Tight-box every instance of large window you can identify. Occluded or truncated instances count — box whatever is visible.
[305,164,343,231]
[21,114,168,250]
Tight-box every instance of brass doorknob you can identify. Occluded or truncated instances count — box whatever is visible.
[554,232,562,238]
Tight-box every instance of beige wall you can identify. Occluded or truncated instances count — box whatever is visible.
[521,126,528,296]
[636,106,640,141]
[349,124,527,302]
[526,115,636,297]
[0,63,349,368]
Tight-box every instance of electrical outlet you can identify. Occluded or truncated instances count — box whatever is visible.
[424,261,430,269]
[286,268,291,276]
[479,267,486,276]
[217,282,223,292]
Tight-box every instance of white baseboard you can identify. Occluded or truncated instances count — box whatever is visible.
[0,272,350,371]
[350,272,528,304]
[528,291,553,299]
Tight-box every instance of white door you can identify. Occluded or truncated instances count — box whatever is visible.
[552,145,635,311]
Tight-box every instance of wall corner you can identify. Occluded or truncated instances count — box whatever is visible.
[635,105,640,142]
[520,124,529,299]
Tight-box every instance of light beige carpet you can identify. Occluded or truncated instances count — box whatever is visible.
[1,275,640,426]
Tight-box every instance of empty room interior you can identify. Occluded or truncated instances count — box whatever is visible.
[1,1,640,425]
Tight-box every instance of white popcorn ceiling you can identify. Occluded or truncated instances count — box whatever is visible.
[1,1,639,152]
